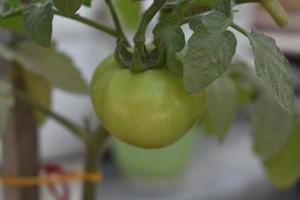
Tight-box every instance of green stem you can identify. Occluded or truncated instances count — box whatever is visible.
[260,0,288,27]
[0,7,118,38]
[0,8,23,20]
[16,89,110,200]
[133,0,167,58]
[104,0,130,46]
[82,146,100,200]
[230,23,250,38]
[82,127,109,200]
[15,90,88,141]
[53,10,119,37]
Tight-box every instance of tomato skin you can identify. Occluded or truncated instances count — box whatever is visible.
[90,56,207,148]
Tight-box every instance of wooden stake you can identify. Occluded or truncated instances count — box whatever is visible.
[3,99,39,200]
[0,15,39,200]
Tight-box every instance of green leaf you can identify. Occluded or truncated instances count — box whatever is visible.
[23,1,53,47]
[194,0,217,7]
[228,61,260,106]
[201,11,229,32]
[265,119,300,188]
[214,0,233,17]
[53,0,82,16]
[82,0,92,7]
[0,80,14,138]
[22,69,52,124]
[153,12,185,76]
[249,29,294,115]
[114,0,142,31]
[202,75,239,139]
[14,42,88,94]
[0,0,21,14]
[0,16,24,33]
[183,26,236,93]
[251,93,293,161]
[0,0,24,32]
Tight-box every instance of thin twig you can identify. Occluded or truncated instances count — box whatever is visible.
[230,23,250,38]
[15,90,88,141]
[104,0,130,46]
[133,0,167,58]
[0,7,119,38]
[53,10,119,37]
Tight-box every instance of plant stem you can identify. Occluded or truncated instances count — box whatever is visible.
[0,8,23,20]
[82,146,100,200]
[133,0,167,57]
[16,89,111,200]
[0,7,118,38]
[14,90,88,141]
[260,0,288,27]
[230,23,250,38]
[82,127,109,200]
[53,10,119,37]
[104,0,130,46]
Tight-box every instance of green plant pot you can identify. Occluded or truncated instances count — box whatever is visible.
[112,127,198,196]
[112,126,198,179]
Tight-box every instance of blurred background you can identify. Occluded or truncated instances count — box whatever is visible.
[1,0,300,199]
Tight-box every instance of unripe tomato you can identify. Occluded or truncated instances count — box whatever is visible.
[90,56,206,148]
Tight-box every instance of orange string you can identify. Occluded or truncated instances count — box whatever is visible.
[0,171,101,187]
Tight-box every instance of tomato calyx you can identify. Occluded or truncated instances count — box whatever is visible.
[114,39,166,73]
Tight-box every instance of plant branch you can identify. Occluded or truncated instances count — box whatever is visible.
[14,89,88,142]
[133,0,167,57]
[260,0,288,27]
[82,126,109,200]
[230,23,250,38]
[0,7,118,38]
[104,0,130,46]
[53,10,119,37]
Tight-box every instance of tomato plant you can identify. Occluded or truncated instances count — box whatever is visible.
[0,0,298,200]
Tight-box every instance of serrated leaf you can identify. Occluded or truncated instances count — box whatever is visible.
[83,0,92,7]
[115,0,142,31]
[201,11,229,32]
[53,0,82,16]
[228,61,260,106]
[0,0,24,32]
[0,16,24,33]
[265,119,300,188]
[202,76,238,139]
[183,27,236,93]
[251,93,293,161]
[0,80,14,138]
[153,12,185,76]
[214,0,233,17]
[23,1,53,47]
[249,30,294,115]
[14,42,88,94]
[22,68,52,124]
[194,0,217,7]
[0,0,21,18]
[189,15,203,31]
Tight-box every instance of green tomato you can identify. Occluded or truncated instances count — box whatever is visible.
[90,56,207,148]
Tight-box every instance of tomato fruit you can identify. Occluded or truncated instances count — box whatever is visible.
[90,56,207,148]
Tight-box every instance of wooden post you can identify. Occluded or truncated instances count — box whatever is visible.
[2,98,39,200]
[0,3,40,198]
